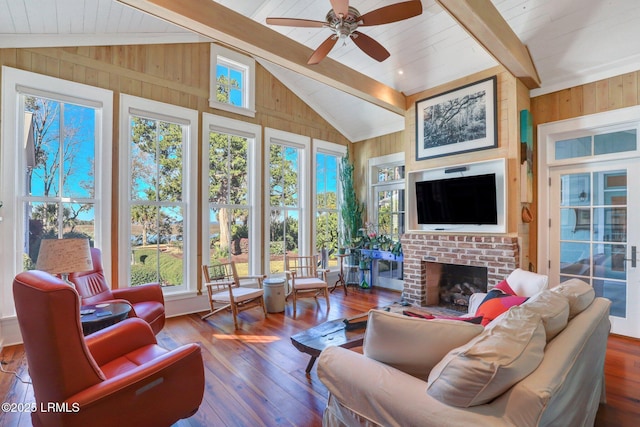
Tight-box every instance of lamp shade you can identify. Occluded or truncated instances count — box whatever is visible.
[36,238,94,275]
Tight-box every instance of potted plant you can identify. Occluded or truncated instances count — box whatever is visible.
[339,152,364,253]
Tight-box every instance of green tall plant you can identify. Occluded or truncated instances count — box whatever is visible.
[339,152,364,248]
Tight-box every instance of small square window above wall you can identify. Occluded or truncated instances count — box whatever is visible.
[209,44,256,118]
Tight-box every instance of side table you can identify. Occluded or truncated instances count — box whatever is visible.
[80,302,132,335]
[332,254,349,295]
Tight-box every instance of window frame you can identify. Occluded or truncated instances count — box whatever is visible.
[209,43,256,118]
[118,94,198,296]
[201,113,262,277]
[0,66,113,317]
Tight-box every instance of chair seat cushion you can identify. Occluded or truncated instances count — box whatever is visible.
[100,343,168,378]
[292,278,328,290]
[212,287,264,303]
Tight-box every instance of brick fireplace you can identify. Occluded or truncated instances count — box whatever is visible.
[400,233,519,307]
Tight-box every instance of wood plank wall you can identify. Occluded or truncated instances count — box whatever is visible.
[529,70,640,270]
[0,43,350,288]
[352,65,533,270]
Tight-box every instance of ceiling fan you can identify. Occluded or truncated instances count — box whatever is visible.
[266,0,423,65]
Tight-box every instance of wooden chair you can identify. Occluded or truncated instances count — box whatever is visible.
[201,261,267,330]
[285,254,330,314]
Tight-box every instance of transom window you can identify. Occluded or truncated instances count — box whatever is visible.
[555,128,637,160]
[209,44,256,118]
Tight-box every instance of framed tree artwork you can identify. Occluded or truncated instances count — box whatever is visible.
[415,76,498,160]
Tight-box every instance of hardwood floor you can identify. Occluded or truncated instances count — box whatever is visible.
[1,286,639,426]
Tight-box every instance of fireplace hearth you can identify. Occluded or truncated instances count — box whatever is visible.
[400,233,519,307]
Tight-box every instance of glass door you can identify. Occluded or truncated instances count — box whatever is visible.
[550,160,639,337]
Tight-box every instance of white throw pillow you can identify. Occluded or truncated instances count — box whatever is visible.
[506,268,549,296]
[523,290,570,341]
[363,310,484,381]
[427,305,546,407]
[550,279,595,319]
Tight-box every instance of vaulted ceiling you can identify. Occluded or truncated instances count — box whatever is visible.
[3,0,640,141]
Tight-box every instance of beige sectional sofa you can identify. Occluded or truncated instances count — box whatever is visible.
[317,276,611,427]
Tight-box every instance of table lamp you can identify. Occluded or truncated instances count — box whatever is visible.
[36,238,94,287]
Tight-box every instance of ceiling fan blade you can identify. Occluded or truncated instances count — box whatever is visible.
[266,17,326,28]
[351,31,390,62]
[330,0,349,18]
[360,0,423,26]
[308,36,338,65]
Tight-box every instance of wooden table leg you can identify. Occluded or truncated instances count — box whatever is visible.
[305,355,317,375]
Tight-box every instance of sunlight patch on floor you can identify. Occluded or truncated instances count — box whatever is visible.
[212,334,281,343]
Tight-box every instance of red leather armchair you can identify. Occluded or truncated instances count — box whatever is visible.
[68,248,165,334]
[13,270,204,427]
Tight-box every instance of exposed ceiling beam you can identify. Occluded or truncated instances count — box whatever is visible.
[116,0,406,114]
[436,0,541,89]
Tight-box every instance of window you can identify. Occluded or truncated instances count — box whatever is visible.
[1,66,112,314]
[119,95,198,295]
[265,128,310,275]
[314,140,346,270]
[203,113,261,277]
[209,44,256,118]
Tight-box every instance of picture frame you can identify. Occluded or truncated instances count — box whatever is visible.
[415,76,498,160]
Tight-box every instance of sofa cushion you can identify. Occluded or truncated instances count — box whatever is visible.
[550,279,595,319]
[427,305,546,407]
[363,310,484,381]
[476,291,529,326]
[402,310,483,324]
[523,290,570,341]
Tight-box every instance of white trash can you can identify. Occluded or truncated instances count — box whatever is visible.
[263,277,286,313]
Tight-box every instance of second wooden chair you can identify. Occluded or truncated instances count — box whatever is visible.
[285,254,330,315]
[201,261,267,330]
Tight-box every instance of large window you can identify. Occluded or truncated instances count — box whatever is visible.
[209,44,256,118]
[265,129,310,274]
[1,66,112,316]
[119,95,198,295]
[203,113,261,277]
[314,140,346,269]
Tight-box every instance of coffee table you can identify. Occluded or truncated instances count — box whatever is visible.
[290,314,369,375]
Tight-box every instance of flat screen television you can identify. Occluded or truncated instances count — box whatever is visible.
[415,173,498,225]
